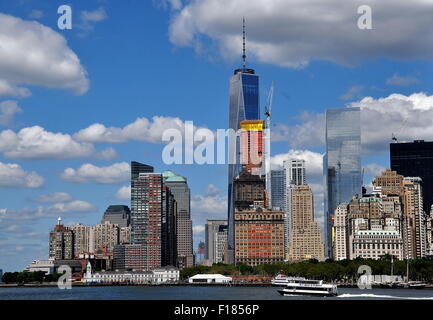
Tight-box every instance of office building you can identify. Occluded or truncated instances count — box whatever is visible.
[333,204,348,260]
[227,22,261,263]
[49,217,74,260]
[390,140,433,214]
[215,225,228,264]
[162,170,193,268]
[323,107,361,258]
[235,205,285,266]
[101,205,131,228]
[205,219,228,264]
[270,169,285,211]
[162,185,177,267]
[287,185,325,261]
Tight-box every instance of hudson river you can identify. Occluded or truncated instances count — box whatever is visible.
[1,286,433,300]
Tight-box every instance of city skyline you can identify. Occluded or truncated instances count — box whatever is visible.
[2,1,433,272]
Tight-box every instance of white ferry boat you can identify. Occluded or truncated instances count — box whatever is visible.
[271,274,292,286]
[277,278,338,297]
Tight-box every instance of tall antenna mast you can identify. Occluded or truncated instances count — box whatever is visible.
[242,17,246,69]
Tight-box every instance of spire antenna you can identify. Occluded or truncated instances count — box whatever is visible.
[242,17,246,69]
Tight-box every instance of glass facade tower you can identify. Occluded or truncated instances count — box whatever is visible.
[227,68,260,263]
[323,107,361,258]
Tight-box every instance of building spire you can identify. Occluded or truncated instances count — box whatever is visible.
[242,17,246,69]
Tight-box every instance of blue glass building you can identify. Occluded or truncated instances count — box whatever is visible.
[227,68,260,263]
[323,107,361,258]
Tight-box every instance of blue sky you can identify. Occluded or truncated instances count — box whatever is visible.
[1,0,433,271]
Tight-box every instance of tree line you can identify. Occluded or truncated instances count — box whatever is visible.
[2,271,63,284]
[180,257,433,282]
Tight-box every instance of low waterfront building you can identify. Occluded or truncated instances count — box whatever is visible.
[83,263,179,284]
[25,260,55,274]
[188,274,232,284]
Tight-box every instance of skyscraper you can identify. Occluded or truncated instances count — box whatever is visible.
[101,205,131,228]
[287,185,325,261]
[205,219,228,264]
[131,172,163,270]
[49,217,74,260]
[162,170,194,268]
[227,20,261,263]
[323,107,361,258]
[239,120,264,175]
[390,140,433,214]
[270,169,285,211]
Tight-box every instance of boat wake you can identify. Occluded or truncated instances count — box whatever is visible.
[338,293,433,300]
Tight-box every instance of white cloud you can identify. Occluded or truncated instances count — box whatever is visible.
[191,194,227,216]
[32,192,73,203]
[29,10,44,20]
[0,13,89,95]
[77,7,108,34]
[0,126,115,160]
[275,92,433,155]
[0,162,44,188]
[74,116,208,144]
[115,185,131,201]
[0,100,22,126]
[3,200,96,221]
[169,0,433,68]
[0,80,31,98]
[61,162,130,184]
[386,73,420,86]
[193,225,205,234]
[363,163,386,178]
[271,149,323,182]
[340,85,364,101]
[205,183,220,196]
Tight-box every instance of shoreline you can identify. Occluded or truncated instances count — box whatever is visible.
[1,283,433,289]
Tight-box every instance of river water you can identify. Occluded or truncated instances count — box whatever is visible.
[1,286,433,300]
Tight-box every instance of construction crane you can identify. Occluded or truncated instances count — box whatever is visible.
[264,81,275,209]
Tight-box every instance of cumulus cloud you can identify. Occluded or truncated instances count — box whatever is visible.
[191,194,227,216]
[32,192,73,203]
[274,92,433,155]
[363,163,386,178]
[115,185,131,201]
[61,162,130,184]
[0,126,115,160]
[2,200,96,221]
[386,73,420,86]
[0,100,22,126]
[74,116,208,144]
[0,80,31,98]
[205,184,220,196]
[271,149,323,182]
[77,7,108,34]
[168,0,433,68]
[0,162,44,188]
[0,13,89,95]
[340,85,364,101]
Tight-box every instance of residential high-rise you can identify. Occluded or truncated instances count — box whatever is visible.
[235,205,285,266]
[94,222,120,252]
[227,21,261,263]
[283,159,307,254]
[205,219,228,264]
[215,225,228,264]
[131,172,163,270]
[162,170,193,268]
[333,204,348,260]
[323,107,361,258]
[101,205,131,228]
[69,224,91,256]
[287,185,325,261]
[49,217,74,260]
[390,140,433,214]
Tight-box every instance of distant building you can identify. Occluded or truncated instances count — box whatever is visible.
[205,219,228,264]
[188,274,232,284]
[163,170,193,268]
[270,169,285,211]
[390,140,433,214]
[235,205,285,266]
[215,225,228,264]
[68,224,92,256]
[287,185,325,261]
[25,260,55,274]
[323,107,361,258]
[119,226,131,245]
[94,222,120,252]
[101,205,131,228]
[49,217,74,260]
[333,204,348,261]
